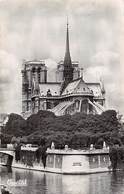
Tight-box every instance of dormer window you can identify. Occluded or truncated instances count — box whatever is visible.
[47,89,52,97]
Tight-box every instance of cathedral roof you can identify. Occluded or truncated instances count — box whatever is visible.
[87,83,103,98]
[36,79,103,99]
[61,78,93,96]
[39,83,61,96]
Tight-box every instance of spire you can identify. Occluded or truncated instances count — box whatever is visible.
[64,17,71,64]
[63,17,73,84]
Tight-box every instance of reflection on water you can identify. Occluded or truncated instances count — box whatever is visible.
[1,167,124,194]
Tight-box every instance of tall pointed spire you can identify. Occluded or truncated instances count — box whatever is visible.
[64,17,71,65]
[65,16,71,60]
[63,17,73,84]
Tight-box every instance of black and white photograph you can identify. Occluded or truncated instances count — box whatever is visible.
[0,0,124,193]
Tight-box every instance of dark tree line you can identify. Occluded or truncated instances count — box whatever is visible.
[2,110,124,149]
[109,146,124,170]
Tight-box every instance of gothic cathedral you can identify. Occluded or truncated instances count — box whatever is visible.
[22,22,105,118]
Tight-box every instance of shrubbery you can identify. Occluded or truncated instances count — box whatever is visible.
[109,146,124,170]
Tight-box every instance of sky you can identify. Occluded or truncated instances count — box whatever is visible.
[0,0,124,115]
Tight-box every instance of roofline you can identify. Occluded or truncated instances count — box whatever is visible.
[58,60,79,64]
[39,82,61,85]
[61,93,94,98]
[87,82,100,85]
[67,77,82,83]
[23,60,46,65]
[67,78,101,85]
[32,93,94,99]
[93,97,105,100]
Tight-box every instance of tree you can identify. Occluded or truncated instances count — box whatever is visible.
[4,110,121,149]
[5,113,27,136]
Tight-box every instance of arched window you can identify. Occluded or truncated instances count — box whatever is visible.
[75,100,80,110]
[46,101,52,109]
[32,67,36,80]
[37,67,41,83]
[47,89,52,97]
[81,99,88,114]
[32,67,36,73]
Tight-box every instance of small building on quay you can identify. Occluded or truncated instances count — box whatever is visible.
[22,22,106,118]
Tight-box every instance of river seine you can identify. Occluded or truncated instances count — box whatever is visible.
[1,166,124,194]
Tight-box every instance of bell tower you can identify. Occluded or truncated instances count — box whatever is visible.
[21,60,47,116]
[22,64,29,113]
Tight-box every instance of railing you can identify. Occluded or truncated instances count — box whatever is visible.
[47,148,109,155]
[0,148,15,151]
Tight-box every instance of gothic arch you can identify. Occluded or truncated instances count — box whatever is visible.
[75,99,80,111]
[80,99,89,114]
[32,67,36,73]
[37,67,41,83]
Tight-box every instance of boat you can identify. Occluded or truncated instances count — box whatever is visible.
[0,143,112,174]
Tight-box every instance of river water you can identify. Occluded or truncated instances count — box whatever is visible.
[1,166,124,194]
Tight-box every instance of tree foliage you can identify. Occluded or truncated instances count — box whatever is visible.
[109,146,124,170]
[5,113,27,136]
[3,110,123,149]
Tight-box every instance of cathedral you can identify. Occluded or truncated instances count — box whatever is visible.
[22,22,106,118]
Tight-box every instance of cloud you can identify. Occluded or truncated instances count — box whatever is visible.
[0,0,123,114]
[0,50,21,113]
